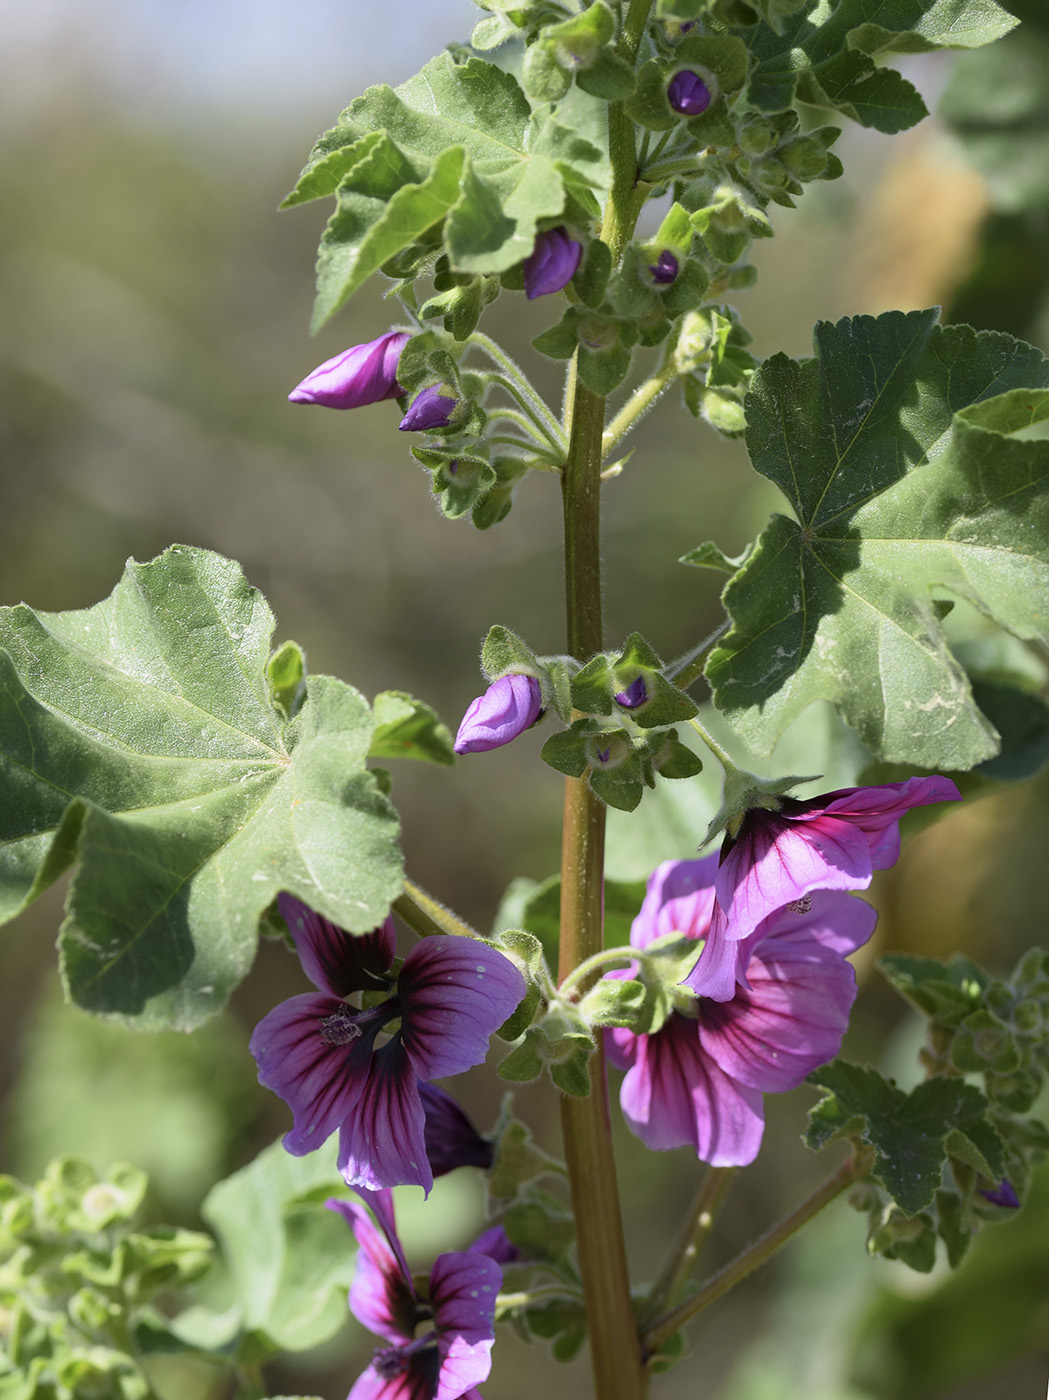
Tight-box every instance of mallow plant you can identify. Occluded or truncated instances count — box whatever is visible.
[3,1,1049,1398]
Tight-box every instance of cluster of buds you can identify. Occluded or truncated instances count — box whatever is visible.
[453,627,703,812]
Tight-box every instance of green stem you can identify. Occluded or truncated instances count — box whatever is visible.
[485,374,569,455]
[602,359,677,457]
[393,878,483,942]
[665,621,728,690]
[639,1167,737,1328]
[471,333,568,449]
[559,945,652,999]
[688,714,742,776]
[642,1150,873,1356]
[497,1284,584,1309]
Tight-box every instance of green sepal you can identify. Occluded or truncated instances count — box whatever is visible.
[577,48,637,100]
[590,760,647,812]
[648,732,703,780]
[502,1187,577,1267]
[574,239,613,309]
[613,633,699,728]
[368,690,455,766]
[481,624,541,680]
[626,61,683,132]
[867,1204,938,1272]
[414,447,497,520]
[570,654,617,716]
[675,34,748,94]
[522,41,574,102]
[532,312,580,360]
[497,1033,545,1084]
[539,655,577,724]
[493,929,546,1040]
[266,641,307,721]
[950,1009,1022,1075]
[522,1296,588,1362]
[579,975,650,1029]
[471,457,531,531]
[540,725,591,779]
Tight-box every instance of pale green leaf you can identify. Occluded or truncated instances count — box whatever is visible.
[0,546,402,1029]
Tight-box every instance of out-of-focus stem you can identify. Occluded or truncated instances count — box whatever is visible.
[393,878,483,942]
[639,1167,737,1328]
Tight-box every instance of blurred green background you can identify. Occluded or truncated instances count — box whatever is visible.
[2,1,1049,1396]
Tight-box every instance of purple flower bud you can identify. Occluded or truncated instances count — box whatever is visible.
[980,1178,1020,1208]
[524,226,583,300]
[419,1083,494,1176]
[668,69,712,117]
[614,675,648,710]
[399,384,460,432]
[288,331,409,410]
[648,250,679,286]
[454,674,544,755]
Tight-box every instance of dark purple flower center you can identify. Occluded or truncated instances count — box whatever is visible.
[317,999,399,1048]
[319,1008,364,1045]
[648,251,679,286]
[372,1335,441,1388]
[597,746,611,764]
[615,676,648,709]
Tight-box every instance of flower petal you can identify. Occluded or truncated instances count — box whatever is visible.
[420,1083,493,1176]
[278,892,394,996]
[614,1014,765,1166]
[430,1252,500,1400]
[249,992,371,1156]
[802,776,961,868]
[699,899,871,1093]
[338,1038,432,1193]
[327,1195,417,1344]
[678,898,745,1002]
[398,937,526,1082]
[630,855,719,951]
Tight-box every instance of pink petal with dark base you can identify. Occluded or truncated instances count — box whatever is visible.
[430,1252,500,1400]
[610,1014,765,1166]
[398,938,526,1082]
[629,855,718,950]
[328,1196,417,1344]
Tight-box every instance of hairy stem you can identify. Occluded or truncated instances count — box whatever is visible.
[393,878,483,942]
[639,1167,737,1328]
[602,359,677,457]
[642,1150,873,1356]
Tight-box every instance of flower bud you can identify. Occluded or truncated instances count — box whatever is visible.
[524,227,583,299]
[454,674,544,754]
[979,1178,1020,1209]
[399,384,461,432]
[647,250,679,286]
[288,330,409,409]
[667,69,711,117]
[419,1083,494,1176]
[614,676,648,709]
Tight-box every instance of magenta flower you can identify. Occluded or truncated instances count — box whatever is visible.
[684,777,961,1001]
[249,895,525,1193]
[420,1083,494,1177]
[400,384,461,432]
[606,856,876,1166]
[524,227,583,299]
[667,70,711,116]
[329,1190,500,1400]
[288,331,409,409]
[454,674,544,755]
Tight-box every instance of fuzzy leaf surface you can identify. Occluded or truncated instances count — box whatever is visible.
[289,53,604,326]
[706,309,1049,768]
[0,546,402,1028]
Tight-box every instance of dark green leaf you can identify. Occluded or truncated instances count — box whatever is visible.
[706,309,1049,768]
[805,1060,999,1215]
[0,546,402,1028]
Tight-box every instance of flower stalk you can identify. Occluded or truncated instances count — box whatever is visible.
[639,1167,737,1329]
[642,1149,874,1356]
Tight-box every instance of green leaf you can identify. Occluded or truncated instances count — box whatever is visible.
[201,1138,355,1359]
[369,689,455,766]
[745,0,1016,133]
[298,53,604,325]
[805,1061,999,1215]
[679,540,752,575]
[0,546,402,1028]
[706,309,1049,768]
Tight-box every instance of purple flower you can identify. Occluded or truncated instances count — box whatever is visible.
[685,777,961,1001]
[469,1225,520,1266]
[614,676,648,710]
[420,1083,494,1177]
[667,70,711,116]
[648,251,679,286]
[249,894,525,1193]
[980,1178,1020,1208]
[606,857,876,1166]
[523,227,583,299]
[454,674,544,755]
[289,331,409,409]
[400,385,460,432]
[329,1190,500,1400]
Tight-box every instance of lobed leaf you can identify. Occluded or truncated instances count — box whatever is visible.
[706,309,1049,768]
[0,546,403,1029]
